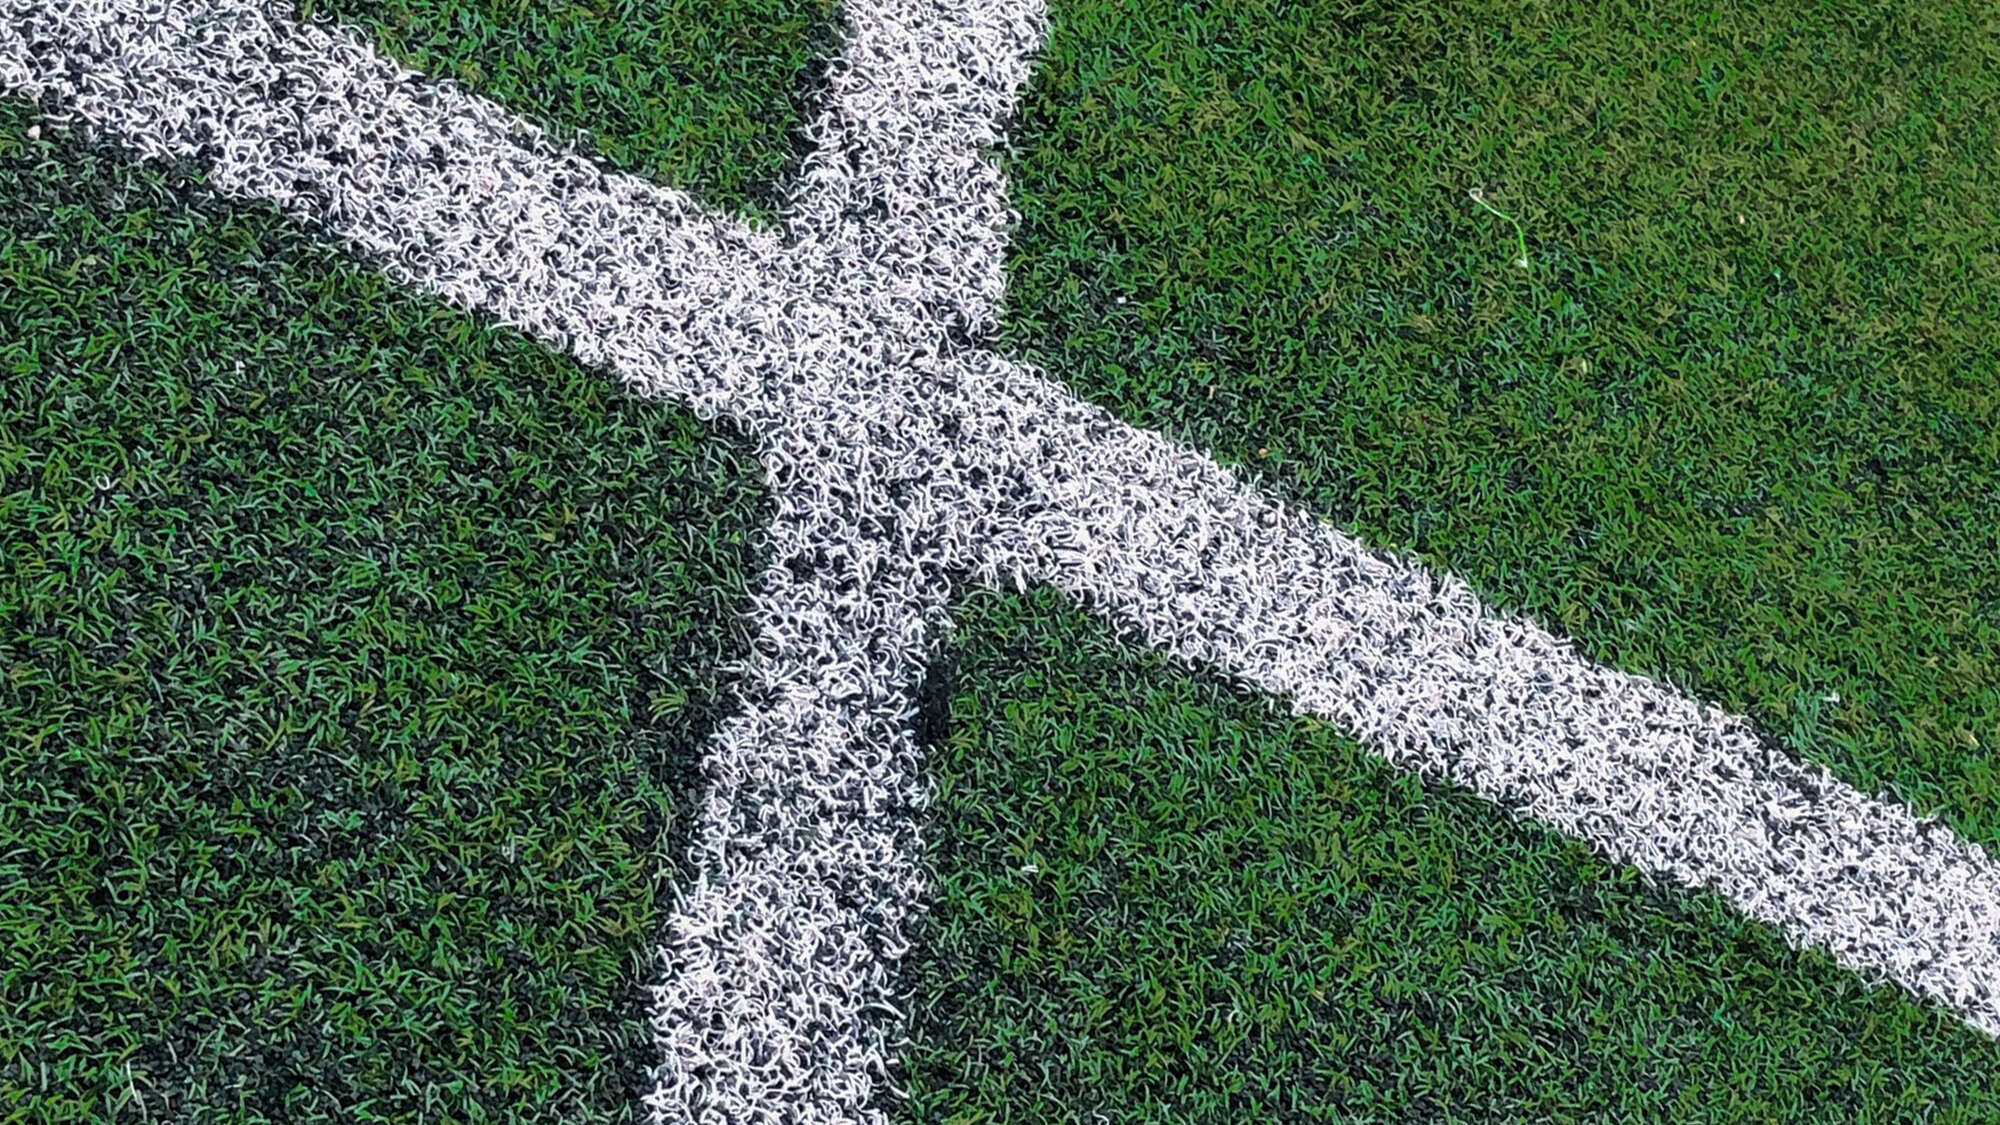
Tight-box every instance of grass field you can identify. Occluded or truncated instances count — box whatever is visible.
[0,97,767,1120]
[312,0,838,225]
[904,2,2000,1119]
[5,0,2000,1121]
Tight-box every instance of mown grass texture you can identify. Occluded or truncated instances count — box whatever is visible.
[0,98,764,1122]
[904,0,2000,1120]
[4,0,2000,1121]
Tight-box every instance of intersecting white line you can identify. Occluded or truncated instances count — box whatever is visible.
[7,1,2000,1122]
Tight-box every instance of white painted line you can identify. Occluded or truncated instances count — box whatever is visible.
[0,0,787,421]
[964,357,2000,1036]
[785,0,1048,338]
[648,501,945,1124]
[8,3,2000,1124]
[643,3,1050,1121]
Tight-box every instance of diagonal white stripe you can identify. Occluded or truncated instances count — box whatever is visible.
[7,2,2000,1123]
[637,4,1053,1119]
[0,0,789,420]
[960,350,2000,1036]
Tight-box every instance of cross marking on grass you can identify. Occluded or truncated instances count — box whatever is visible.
[7,1,2000,1122]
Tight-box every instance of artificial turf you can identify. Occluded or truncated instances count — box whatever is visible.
[0,100,764,1121]
[5,0,2000,1120]
[902,588,2000,1123]
[312,0,839,226]
[991,0,2000,846]
[902,0,2000,1118]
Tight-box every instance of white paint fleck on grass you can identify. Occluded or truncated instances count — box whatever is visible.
[6,1,2000,1122]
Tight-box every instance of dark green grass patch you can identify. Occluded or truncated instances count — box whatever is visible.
[903,0,2000,1115]
[9,0,2000,1119]
[904,589,2000,1123]
[998,0,2000,845]
[0,103,762,1122]
[305,0,838,224]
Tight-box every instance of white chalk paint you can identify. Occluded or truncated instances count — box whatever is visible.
[6,3,1997,1123]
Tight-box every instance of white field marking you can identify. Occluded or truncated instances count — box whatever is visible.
[1,2,1043,1120]
[7,1,2000,1123]
[645,3,1050,1122]
[0,0,788,421]
[958,350,2000,1036]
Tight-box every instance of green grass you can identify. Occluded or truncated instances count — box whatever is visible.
[307,0,838,224]
[993,0,2000,844]
[0,102,763,1122]
[8,0,2000,1119]
[903,0,2000,1118]
[904,589,2000,1123]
